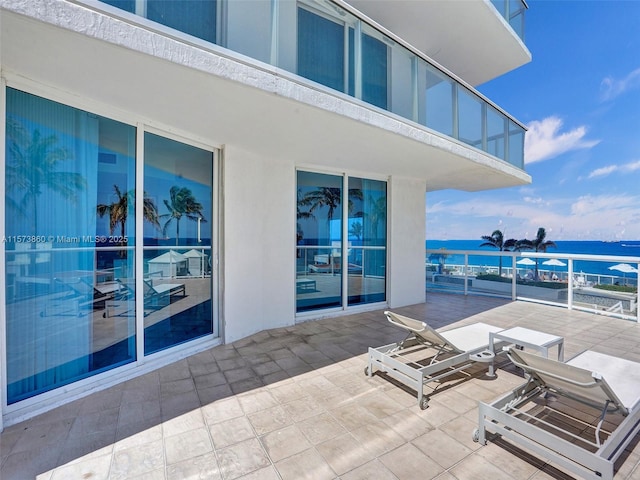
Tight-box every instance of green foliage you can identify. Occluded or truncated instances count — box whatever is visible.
[593,284,637,294]
[475,274,567,289]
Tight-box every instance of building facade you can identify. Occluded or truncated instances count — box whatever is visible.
[0,0,531,429]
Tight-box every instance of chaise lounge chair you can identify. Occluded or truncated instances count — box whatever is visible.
[366,311,505,409]
[474,348,640,480]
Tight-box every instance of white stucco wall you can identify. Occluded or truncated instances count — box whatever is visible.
[222,145,296,342]
[388,176,427,308]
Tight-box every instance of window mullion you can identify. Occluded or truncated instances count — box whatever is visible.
[342,175,349,308]
[135,124,145,363]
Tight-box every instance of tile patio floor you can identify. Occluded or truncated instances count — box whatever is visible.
[2,292,640,479]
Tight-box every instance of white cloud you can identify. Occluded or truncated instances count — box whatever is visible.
[524,116,600,164]
[600,68,640,101]
[587,160,640,179]
[427,192,640,241]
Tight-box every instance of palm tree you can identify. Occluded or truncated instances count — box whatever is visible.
[518,227,557,279]
[6,120,86,233]
[160,186,205,245]
[97,185,159,253]
[480,229,518,276]
[428,247,449,274]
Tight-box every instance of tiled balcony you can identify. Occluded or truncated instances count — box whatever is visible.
[2,292,640,479]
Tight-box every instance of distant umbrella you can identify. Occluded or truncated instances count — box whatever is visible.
[542,259,566,267]
[608,263,638,285]
[516,258,536,266]
[609,263,638,274]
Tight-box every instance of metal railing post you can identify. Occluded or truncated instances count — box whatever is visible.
[511,255,517,300]
[567,259,574,311]
[464,254,469,295]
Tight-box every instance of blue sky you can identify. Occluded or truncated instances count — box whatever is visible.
[427,0,640,241]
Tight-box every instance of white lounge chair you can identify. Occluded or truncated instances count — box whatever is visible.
[366,311,504,409]
[474,348,640,480]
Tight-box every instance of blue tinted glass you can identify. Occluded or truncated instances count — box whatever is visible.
[509,120,525,168]
[457,86,482,149]
[100,0,135,13]
[143,133,214,355]
[297,7,345,92]
[147,0,217,44]
[347,177,386,306]
[425,68,454,136]
[362,34,388,110]
[491,0,506,17]
[5,88,136,404]
[296,171,342,312]
[487,106,506,160]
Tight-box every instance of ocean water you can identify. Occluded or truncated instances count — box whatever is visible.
[426,240,640,279]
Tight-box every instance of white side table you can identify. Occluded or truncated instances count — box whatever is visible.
[488,326,564,377]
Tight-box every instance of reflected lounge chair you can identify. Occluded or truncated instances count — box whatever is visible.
[474,348,640,480]
[142,278,186,308]
[366,311,504,409]
[104,278,186,317]
[43,277,121,316]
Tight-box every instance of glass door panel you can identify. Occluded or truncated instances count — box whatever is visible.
[4,89,136,403]
[143,133,214,355]
[296,171,342,312]
[347,178,386,306]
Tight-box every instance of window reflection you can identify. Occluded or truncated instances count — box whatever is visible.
[5,88,136,404]
[143,133,214,355]
[296,171,386,312]
[296,171,343,312]
[347,178,386,306]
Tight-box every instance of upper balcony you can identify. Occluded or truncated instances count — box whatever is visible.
[90,0,527,173]
[1,0,530,190]
[348,0,531,86]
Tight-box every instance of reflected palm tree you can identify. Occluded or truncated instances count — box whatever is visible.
[160,186,205,245]
[349,221,363,241]
[97,185,160,252]
[365,194,386,241]
[300,187,342,220]
[6,119,86,232]
[300,187,363,226]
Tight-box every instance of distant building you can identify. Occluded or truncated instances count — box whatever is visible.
[0,0,531,429]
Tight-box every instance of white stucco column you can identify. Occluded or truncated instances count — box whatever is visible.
[222,145,295,343]
[387,176,427,308]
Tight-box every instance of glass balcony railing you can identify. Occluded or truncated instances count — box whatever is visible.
[491,0,527,42]
[426,248,639,323]
[98,0,526,170]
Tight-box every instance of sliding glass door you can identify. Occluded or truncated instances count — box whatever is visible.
[296,171,343,312]
[143,133,214,355]
[4,88,217,405]
[5,88,137,403]
[296,171,386,313]
[347,177,386,306]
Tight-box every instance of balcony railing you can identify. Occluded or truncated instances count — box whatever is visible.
[96,0,527,170]
[491,0,527,42]
[426,248,640,322]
